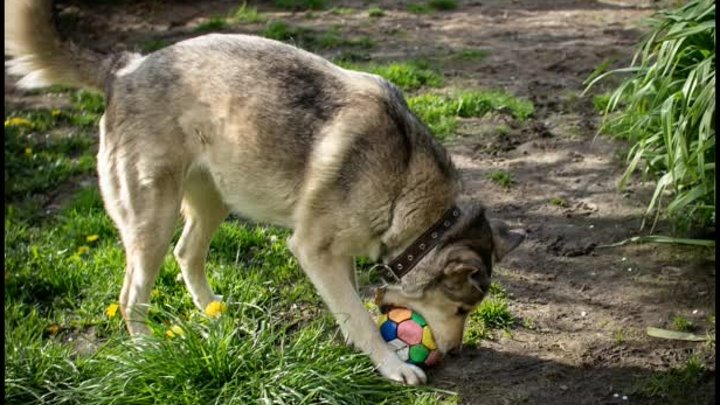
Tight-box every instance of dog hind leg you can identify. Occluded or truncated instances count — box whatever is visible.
[174,168,229,311]
[98,118,184,336]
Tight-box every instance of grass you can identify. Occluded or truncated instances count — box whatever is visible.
[336,60,443,92]
[428,0,458,11]
[4,89,454,404]
[407,0,457,13]
[329,7,355,15]
[275,0,327,11]
[634,355,713,405]
[138,38,170,53]
[368,7,386,18]
[262,21,374,50]
[550,197,569,207]
[672,315,695,332]
[406,91,534,139]
[451,49,489,61]
[464,282,516,345]
[584,0,716,233]
[487,171,514,188]
[194,16,228,33]
[5,90,102,207]
[407,4,433,14]
[232,3,265,24]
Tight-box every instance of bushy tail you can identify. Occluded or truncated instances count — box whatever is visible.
[5,0,115,90]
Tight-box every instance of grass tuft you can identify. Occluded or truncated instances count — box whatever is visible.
[451,49,489,61]
[464,284,516,345]
[672,315,695,332]
[232,3,265,24]
[407,3,433,14]
[634,356,712,405]
[407,91,534,140]
[487,171,514,188]
[584,0,716,232]
[407,0,457,13]
[195,16,228,33]
[275,0,327,11]
[428,0,458,11]
[138,38,170,53]
[368,7,386,18]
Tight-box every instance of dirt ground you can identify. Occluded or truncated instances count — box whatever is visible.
[5,1,715,404]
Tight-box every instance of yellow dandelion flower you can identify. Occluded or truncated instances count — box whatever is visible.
[86,234,100,242]
[106,303,119,319]
[46,324,62,336]
[204,300,226,318]
[5,117,32,127]
[24,147,32,157]
[77,245,90,255]
[166,325,184,338]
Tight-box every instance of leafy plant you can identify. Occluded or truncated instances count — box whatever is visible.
[585,0,715,232]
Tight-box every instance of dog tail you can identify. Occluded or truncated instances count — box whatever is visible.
[5,0,122,90]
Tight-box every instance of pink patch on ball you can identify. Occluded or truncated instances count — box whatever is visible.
[425,350,442,367]
[397,321,423,345]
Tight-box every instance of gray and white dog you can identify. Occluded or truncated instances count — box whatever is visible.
[6,0,524,384]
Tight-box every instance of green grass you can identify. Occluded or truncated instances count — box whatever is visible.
[368,7,386,18]
[4,89,454,404]
[337,60,443,92]
[407,4,433,14]
[329,7,355,15]
[634,356,713,405]
[407,0,457,13]
[275,0,327,11]
[138,38,170,53]
[487,171,514,188]
[672,315,695,332]
[195,16,228,33]
[5,90,102,208]
[614,328,626,343]
[262,21,374,50]
[451,49,489,61]
[406,91,534,139]
[592,93,611,113]
[584,0,715,232]
[232,3,265,24]
[262,20,303,41]
[464,283,516,345]
[550,197,569,207]
[428,0,458,11]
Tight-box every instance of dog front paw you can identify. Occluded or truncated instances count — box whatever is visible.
[377,354,427,385]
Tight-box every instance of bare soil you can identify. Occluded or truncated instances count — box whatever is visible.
[6,1,715,404]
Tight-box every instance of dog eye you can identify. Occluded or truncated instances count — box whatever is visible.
[456,307,469,316]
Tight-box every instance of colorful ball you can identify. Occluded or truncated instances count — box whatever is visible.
[377,307,442,368]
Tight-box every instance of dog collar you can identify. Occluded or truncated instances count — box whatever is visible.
[378,205,461,282]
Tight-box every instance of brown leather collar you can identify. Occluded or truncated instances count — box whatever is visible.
[379,205,461,282]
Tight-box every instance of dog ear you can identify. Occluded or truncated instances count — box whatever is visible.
[489,219,525,261]
[442,260,488,294]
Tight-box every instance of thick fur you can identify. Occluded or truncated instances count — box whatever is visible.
[5,0,524,385]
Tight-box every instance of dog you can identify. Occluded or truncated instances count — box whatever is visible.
[5,0,524,385]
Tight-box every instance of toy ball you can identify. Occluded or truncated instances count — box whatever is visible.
[377,307,442,368]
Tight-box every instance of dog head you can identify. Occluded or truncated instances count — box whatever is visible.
[376,203,524,353]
